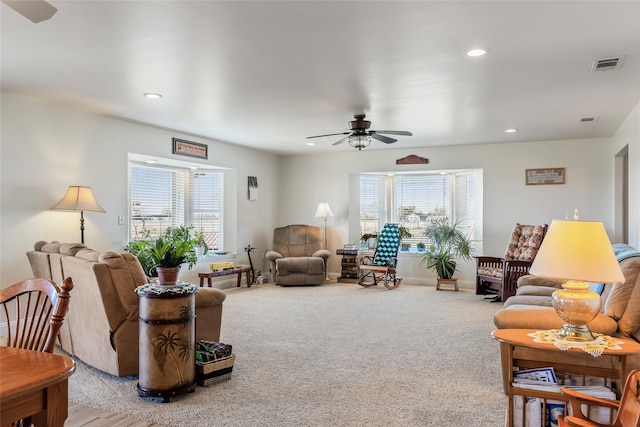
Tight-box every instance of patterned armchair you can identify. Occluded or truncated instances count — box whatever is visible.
[475,223,548,302]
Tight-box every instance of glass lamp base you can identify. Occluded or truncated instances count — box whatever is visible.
[557,324,596,342]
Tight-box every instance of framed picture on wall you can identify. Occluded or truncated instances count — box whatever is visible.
[525,168,565,185]
[172,138,208,159]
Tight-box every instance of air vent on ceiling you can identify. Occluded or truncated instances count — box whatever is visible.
[591,56,624,71]
[579,117,597,123]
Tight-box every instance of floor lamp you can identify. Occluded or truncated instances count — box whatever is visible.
[314,202,333,280]
[51,186,105,244]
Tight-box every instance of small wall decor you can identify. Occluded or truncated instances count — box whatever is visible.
[172,138,208,159]
[248,176,258,201]
[525,168,565,185]
[396,155,429,165]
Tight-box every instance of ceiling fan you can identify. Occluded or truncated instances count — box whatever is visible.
[2,0,57,23]
[306,113,413,150]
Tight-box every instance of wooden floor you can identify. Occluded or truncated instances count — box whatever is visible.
[66,404,166,427]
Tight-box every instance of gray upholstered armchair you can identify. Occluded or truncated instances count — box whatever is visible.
[265,224,331,286]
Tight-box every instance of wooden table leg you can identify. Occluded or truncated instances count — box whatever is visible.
[246,270,252,287]
[236,272,242,287]
[199,276,205,287]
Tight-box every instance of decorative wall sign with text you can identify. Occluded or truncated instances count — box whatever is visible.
[172,138,208,159]
[525,168,565,185]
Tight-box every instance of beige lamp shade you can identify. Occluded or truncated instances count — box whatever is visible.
[51,186,105,244]
[529,220,624,284]
[314,202,334,218]
[51,186,106,213]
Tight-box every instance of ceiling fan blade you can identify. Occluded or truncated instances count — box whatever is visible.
[332,136,350,146]
[307,132,350,139]
[370,134,397,144]
[2,0,57,23]
[373,130,413,136]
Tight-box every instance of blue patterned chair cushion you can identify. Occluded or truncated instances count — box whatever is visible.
[372,224,400,266]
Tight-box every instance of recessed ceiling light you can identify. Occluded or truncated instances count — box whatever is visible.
[144,93,163,99]
[505,128,518,133]
[306,142,315,146]
[466,48,487,57]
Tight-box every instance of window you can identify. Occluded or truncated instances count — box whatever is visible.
[359,170,480,248]
[129,162,224,250]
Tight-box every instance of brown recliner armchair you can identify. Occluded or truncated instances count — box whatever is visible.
[265,225,331,286]
[475,223,548,302]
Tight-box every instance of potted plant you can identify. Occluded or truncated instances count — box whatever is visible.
[125,225,199,283]
[398,226,412,251]
[193,230,208,257]
[420,217,474,287]
[149,237,193,285]
[360,232,379,249]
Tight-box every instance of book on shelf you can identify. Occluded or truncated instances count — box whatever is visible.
[512,367,616,427]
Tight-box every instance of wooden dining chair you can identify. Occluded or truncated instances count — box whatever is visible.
[0,277,73,353]
[0,277,73,427]
[558,370,640,427]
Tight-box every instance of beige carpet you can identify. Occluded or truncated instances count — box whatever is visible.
[67,282,507,426]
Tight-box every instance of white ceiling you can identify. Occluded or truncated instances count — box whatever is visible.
[2,1,639,155]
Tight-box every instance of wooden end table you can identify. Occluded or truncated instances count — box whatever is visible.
[492,328,640,427]
[0,346,75,427]
[198,265,252,288]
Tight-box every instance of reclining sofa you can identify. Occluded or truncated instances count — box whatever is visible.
[27,241,226,377]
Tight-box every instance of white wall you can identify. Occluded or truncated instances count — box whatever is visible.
[277,138,616,287]
[1,93,279,285]
[613,101,640,248]
[2,93,635,290]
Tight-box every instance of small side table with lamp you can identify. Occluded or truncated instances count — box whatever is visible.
[492,218,632,426]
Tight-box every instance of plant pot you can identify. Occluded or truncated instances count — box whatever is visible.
[195,246,206,257]
[156,267,181,286]
[368,237,377,250]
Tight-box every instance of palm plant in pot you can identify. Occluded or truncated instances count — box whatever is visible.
[149,237,194,286]
[420,217,474,286]
[125,225,198,285]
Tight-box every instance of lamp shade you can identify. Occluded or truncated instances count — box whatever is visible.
[529,220,624,284]
[314,202,334,218]
[51,186,105,213]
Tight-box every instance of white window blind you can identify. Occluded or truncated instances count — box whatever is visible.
[394,174,451,246]
[360,175,386,236]
[359,171,479,248]
[130,163,185,240]
[454,171,476,242]
[129,163,225,250]
[189,170,224,251]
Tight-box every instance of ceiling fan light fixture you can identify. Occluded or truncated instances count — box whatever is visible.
[348,135,371,150]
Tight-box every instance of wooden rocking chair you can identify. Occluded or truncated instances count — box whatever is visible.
[358,223,403,290]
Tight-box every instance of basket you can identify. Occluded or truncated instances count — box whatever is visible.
[196,354,235,386]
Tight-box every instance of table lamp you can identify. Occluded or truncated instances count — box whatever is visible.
[529,219,624,341]
[51,186,105,244]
